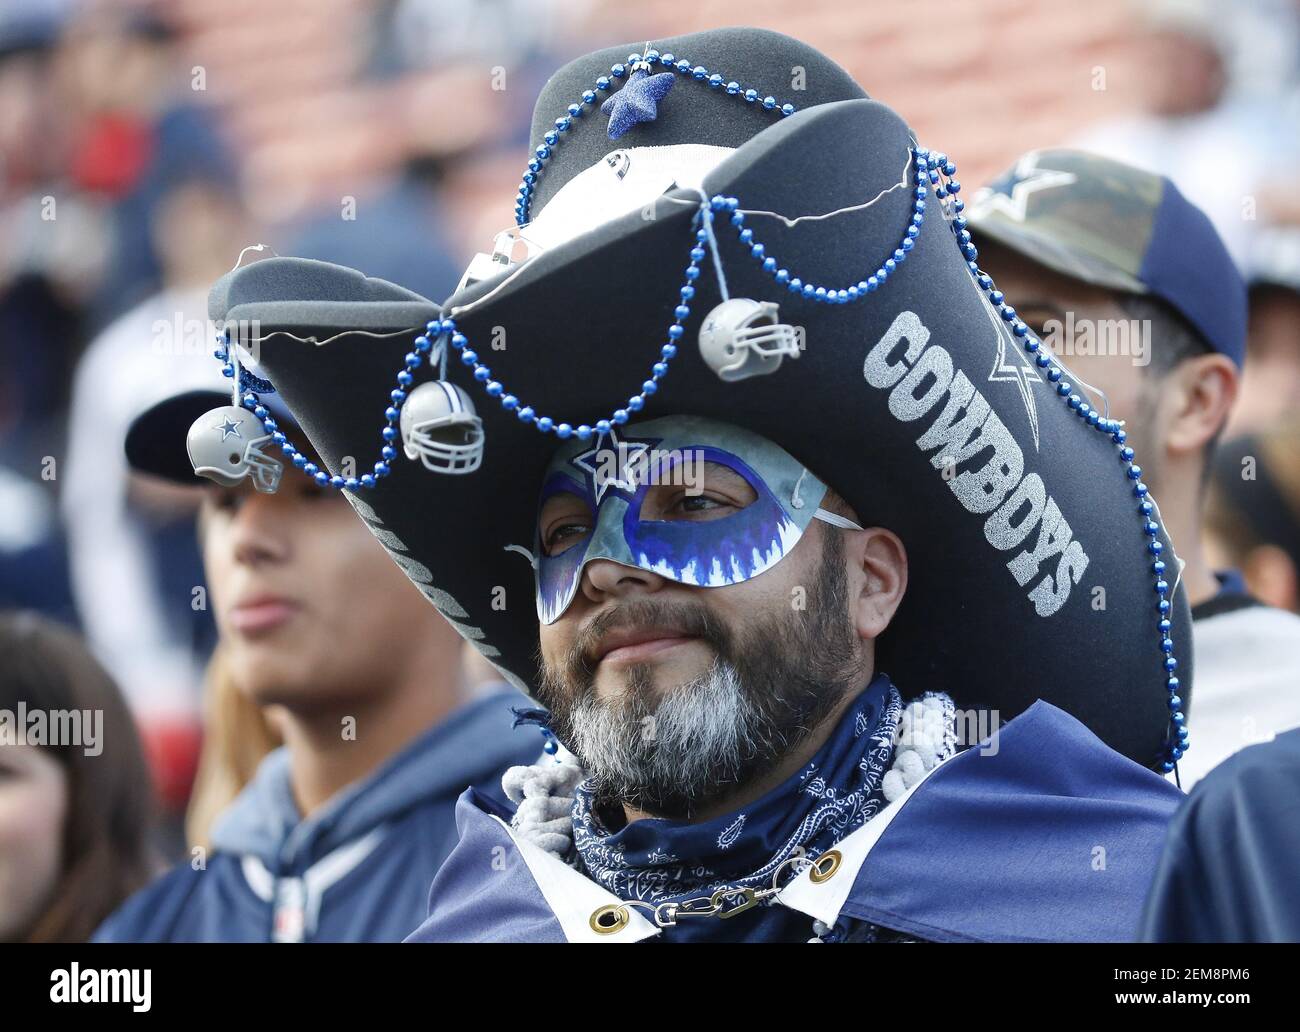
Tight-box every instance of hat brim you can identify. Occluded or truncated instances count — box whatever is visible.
[971,218,1149,296]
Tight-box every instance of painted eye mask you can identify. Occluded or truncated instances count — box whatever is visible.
[532,415,861,624]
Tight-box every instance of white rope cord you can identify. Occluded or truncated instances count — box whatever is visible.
[228,242,279,272]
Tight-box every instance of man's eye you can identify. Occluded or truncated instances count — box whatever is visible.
[544,521,592,555]
[650,491,737,520]
[676,494,727,514]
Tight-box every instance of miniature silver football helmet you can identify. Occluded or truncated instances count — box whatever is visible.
[400,380,485,474]
[698,298,801,382]
[187,405,283,493]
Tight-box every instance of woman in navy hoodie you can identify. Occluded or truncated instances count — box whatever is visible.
[94,390,539,942]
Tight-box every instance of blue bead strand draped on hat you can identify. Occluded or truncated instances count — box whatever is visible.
[717,147,930,301]
[514,47,798,227]
[209,46,884,489]
[920,154,1190,775]
[221,150,933,488]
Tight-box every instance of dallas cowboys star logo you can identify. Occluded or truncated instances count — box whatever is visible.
[968,151,1077,223]
[980,291,1043,452]
[571,428,658,503]
[215,416,243,441]
[602,66,675,140]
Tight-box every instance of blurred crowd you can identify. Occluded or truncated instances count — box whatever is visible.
[1,0,1299,942]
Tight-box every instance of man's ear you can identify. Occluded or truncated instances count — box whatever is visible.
[852,527,908,641]
[1164,354,1238,457]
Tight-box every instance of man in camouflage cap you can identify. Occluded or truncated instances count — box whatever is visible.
[970,149,1300,788]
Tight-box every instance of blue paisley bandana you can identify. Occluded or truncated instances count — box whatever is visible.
[571,674,901,941]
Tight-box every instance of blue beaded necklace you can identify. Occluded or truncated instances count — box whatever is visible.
[209,51,1188,771]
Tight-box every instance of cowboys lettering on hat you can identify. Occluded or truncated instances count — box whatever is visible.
[192,28,1195,942]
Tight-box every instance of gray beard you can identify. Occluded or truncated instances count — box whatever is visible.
[563,657,766,816]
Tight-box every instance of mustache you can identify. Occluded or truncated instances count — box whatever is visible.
[567,598,730,680]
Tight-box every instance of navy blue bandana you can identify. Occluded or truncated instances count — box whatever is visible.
[571,674,900,941]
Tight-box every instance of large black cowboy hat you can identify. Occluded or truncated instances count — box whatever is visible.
[209,27,1192,769]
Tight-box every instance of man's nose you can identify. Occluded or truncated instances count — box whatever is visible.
[578,557,669,605]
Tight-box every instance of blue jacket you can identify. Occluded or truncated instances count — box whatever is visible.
[95,691,540,942]
[406,701,1185,943]
[1141,726,1300,942]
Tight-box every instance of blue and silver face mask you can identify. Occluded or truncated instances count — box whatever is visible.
[532,414,862,623]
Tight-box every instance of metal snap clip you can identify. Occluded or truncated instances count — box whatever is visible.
[710,886,760,919]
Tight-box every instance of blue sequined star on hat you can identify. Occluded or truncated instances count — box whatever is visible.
[602,66,675,140]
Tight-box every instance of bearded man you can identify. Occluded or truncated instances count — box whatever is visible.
[194,28,1200,942]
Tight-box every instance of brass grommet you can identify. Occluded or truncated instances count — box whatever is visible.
[589,904,629,934]
[809,849,842,883]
